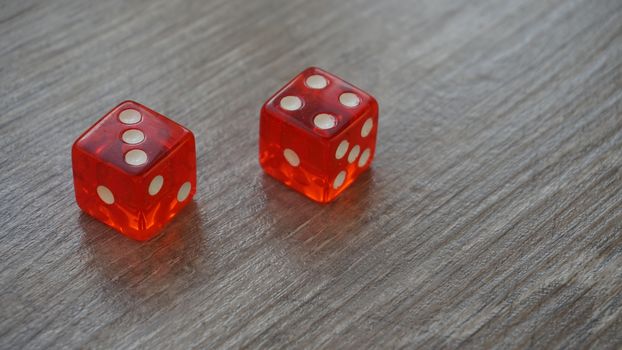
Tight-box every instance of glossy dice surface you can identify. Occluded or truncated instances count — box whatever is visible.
[259,67,378,203]
[72,101,196,241]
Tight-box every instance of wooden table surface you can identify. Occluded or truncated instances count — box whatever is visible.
[1,0,621,348]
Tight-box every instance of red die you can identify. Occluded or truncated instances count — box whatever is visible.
[259,67,379,203]
[72,101,196,241]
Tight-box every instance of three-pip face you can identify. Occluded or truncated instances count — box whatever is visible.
[259,67,379,203]
[72,101,196,241]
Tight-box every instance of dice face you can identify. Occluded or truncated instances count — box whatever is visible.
[259,67,378,203]
[72,101,196,241]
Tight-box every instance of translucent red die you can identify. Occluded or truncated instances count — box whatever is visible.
[259,67,379,203]
[72,101,196,241]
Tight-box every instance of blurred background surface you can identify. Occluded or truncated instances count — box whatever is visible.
[1,0,621,348]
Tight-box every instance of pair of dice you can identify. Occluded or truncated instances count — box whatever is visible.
[73,67,379,241]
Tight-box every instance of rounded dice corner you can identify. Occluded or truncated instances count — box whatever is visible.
[113,99,149,114]
[71,137,82,158]
[179,128,197,151]
[259,101,271,118]
[117,99,141,107]
[367,94,379,114]
[301,66,324,76]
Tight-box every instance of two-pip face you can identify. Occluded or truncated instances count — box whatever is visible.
[72,67,378,241]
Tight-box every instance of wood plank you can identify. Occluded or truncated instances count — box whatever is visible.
[1,0,621,348]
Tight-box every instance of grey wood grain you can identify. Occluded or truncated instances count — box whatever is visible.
[1,0,621,348]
